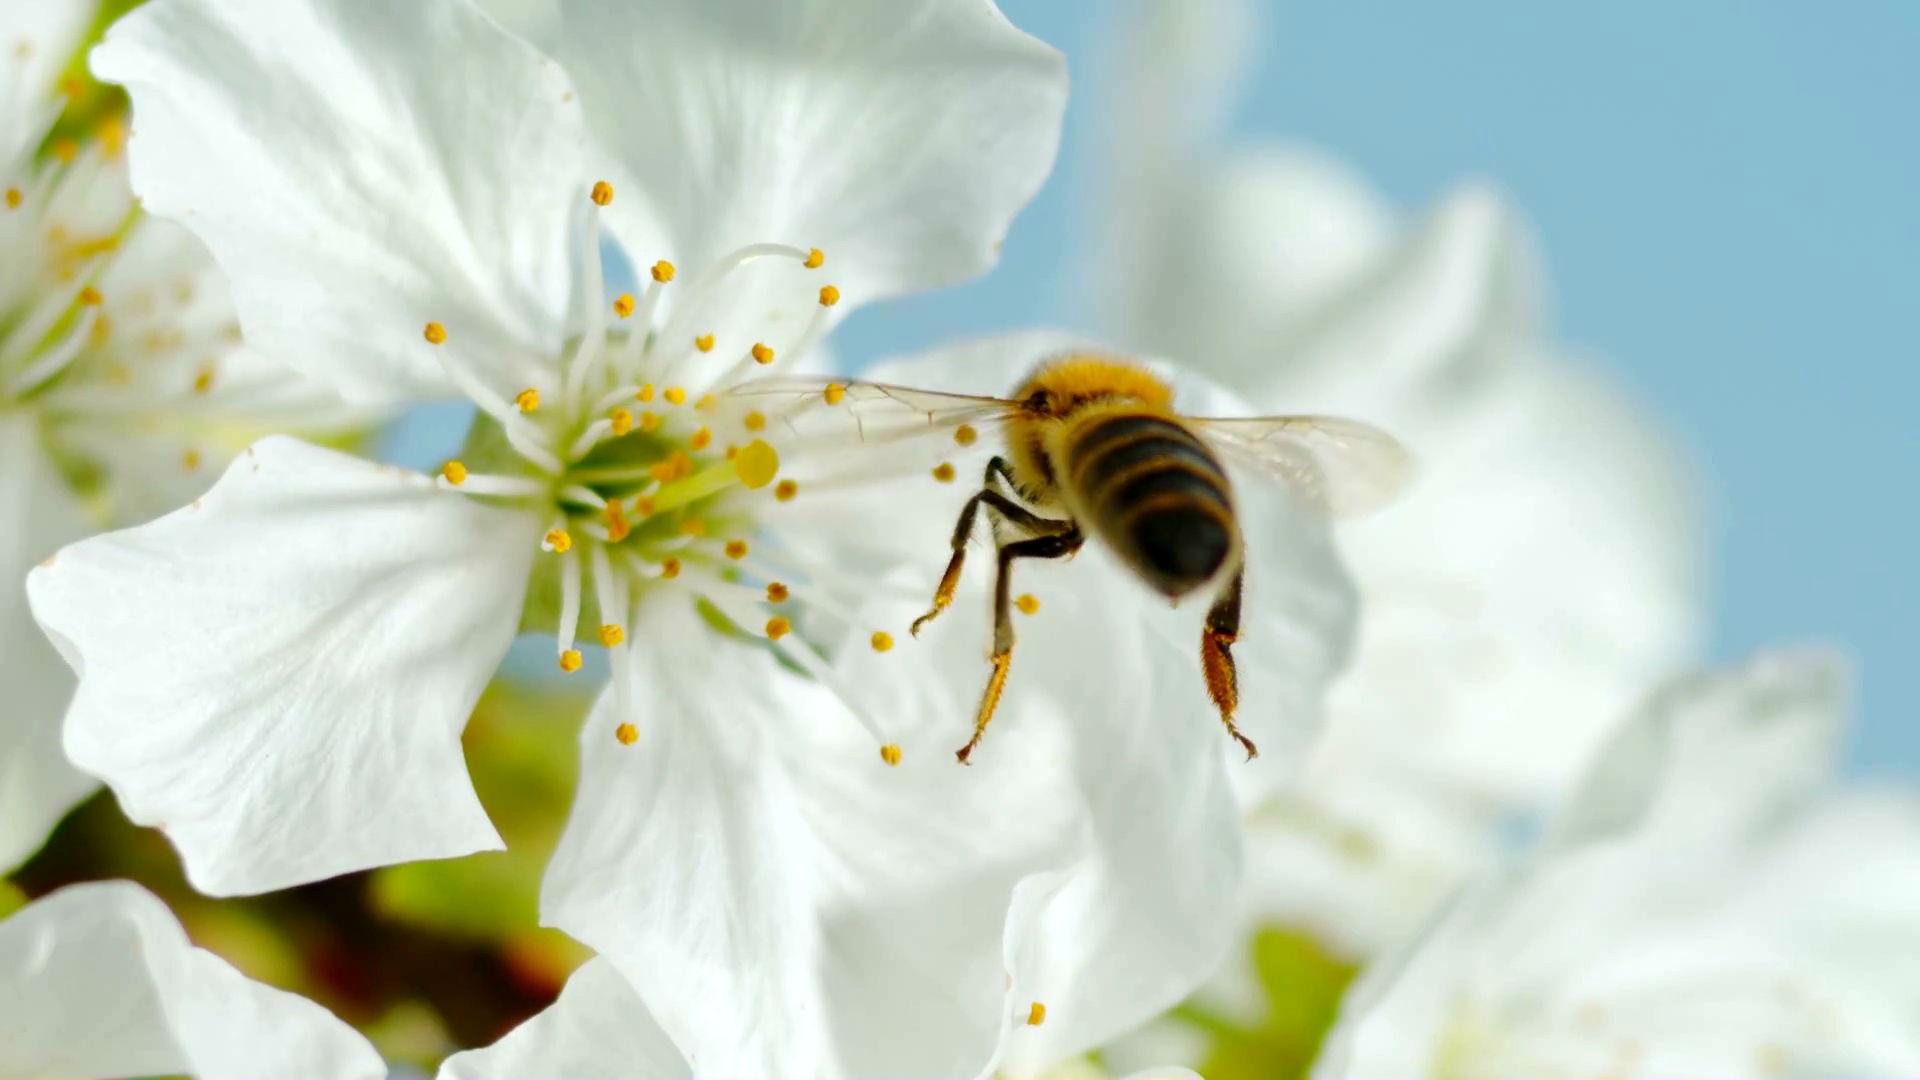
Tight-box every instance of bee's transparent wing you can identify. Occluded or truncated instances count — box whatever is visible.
[1189,414,1412,518]
[727,376,1021,453]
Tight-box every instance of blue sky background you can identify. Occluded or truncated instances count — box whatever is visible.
[821,0,1919,773]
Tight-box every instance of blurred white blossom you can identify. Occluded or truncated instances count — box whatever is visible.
[0,0,363,873]
[0,880,384,1079]
[1320,651,1920,1079]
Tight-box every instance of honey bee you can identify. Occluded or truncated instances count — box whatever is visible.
[733,354,1409,764]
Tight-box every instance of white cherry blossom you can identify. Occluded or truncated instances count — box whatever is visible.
[0,0,362,873]
[29,0,1067,897]
[0,879,384,1079]
[1319,651,1920,1079]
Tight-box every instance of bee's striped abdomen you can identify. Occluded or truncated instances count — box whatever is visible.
[1064,413,1238,598]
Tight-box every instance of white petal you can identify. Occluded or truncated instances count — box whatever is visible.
[27,436,537,895]
[0,414,98,872]
[92,0,587,404]
[437,958,688,1079]
[558,0,1066,319]
[0,880,385,1079]
[471,0,561,54]
[0,0,93,148]
[541,602,1083,1077]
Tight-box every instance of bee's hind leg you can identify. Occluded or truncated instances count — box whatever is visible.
[1201,566,1258,760]
[956,525,1084,765]
[911,456,1051,636]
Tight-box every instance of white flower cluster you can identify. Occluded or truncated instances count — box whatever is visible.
[0,0,1912,1078]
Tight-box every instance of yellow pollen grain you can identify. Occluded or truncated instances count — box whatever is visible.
[689,427,713,451]
[78,286,103,306]
[659,557,682,579]
[600,624,626,648]
[818,284,841,307]
[590,180,614,205]
[871,631,895,653]
[636,383,656,403]
[670,451,693,479]
[606,501,632,542]
[651,260,676,283]
[752,343,775,365]
[613,293,635,318]
[725,445,739,460]
[4,187,21,210]
[423,321,447,344]
[543,528,573,554]
[193,364,216,394]
[765,616,792,640]
[615,722,639,745]
[824,383,847,405]
[733,439,780,489]
[441,460,469,485]
[680,517,707,537]
[1026,1002,1047,1027]
[639,411,662,433]
[774,479,799,502]
[610,408,634,436]
[664,386,687,406]
[181,448,202,472]
[766,582,790,603]
[804,248,825,269]
[954,424,978,447]
[515,388,541,413]
[744,410,767,432]
[559,649,584,673]
[695,334,715,353]
[1015,593,1041,616]
[880,743,902,766]
[932,462,956,483]
[724,539,749,560]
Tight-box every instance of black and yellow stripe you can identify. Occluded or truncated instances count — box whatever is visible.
[1064,413,1238,598]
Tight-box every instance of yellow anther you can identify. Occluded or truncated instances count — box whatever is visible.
[613,293,636,318]
[871,631,895,653]
[1026,1002,1047,1027]
[880,743,902,766]
[818,284,841,307]
[750,343,777,366]
[805,248,825,269]
[441,460,469,485]
[590,180,614,206]
[724,539,749,560]
[639,411,662,433]
[90,315,113,345]
[733,439,780,489]
[78,286,103,307]
[766,582,790,603]
[774,479,799,502]
[600,624,626,647]
[559,649,584,673]
[651,260,676,283]
[659,557,682,579]
[181,448,202,472]
[690,427,713,451]
[193,365,216,394]
[634,496,656,516]
[51,138,78,164]
[725,445,739,460]
[695,394,717,412]
[670,451,693,479]
[4,188,21,210]
[932,462,956,483]
[1015,594,1040,616]
[695,334,716,353]
[681,517,707,537]
[610,408,634,436]
[543,528,573,554]
[515,388,541,413]
[96,117,127,159]
[955,424,978,447]
[744,410,767,432]
[766,617,792,640]
[664,386,687,406]
[606,500,632,542]
[423,321,447,344]
[636,383,656,403]
[615,722,639,745]
[648,460,677,483]
[824,383,847,405]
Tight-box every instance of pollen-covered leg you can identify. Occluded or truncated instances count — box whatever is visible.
[912,457,1057,637]
[1201,566,1257,760]
[957,527,1083,765]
